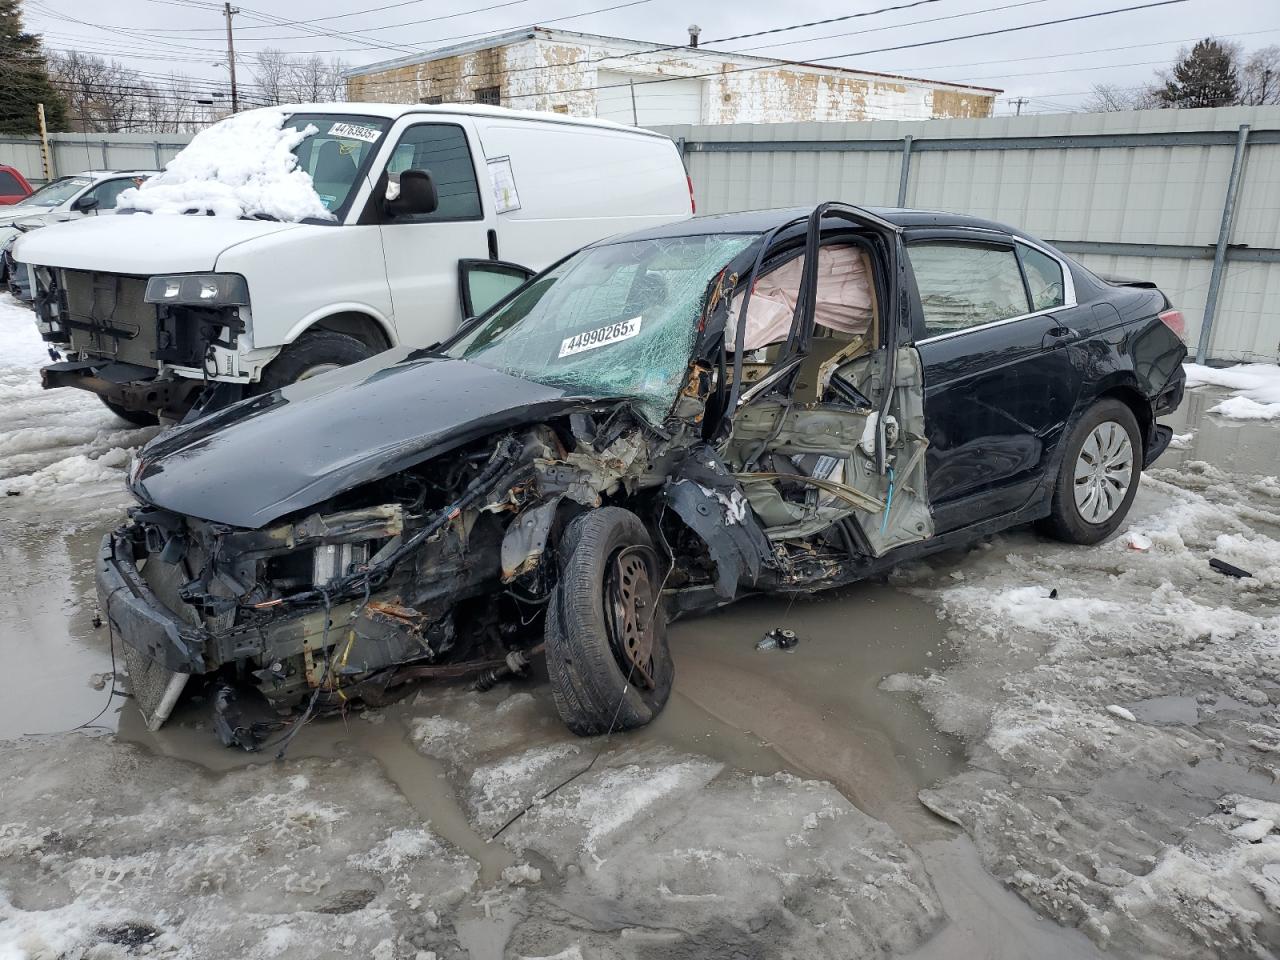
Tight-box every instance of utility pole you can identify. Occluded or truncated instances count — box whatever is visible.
[224,2,239,113]
[1011,97,1029,116]
[36,103,53,181]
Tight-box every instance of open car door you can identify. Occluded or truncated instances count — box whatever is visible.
[458,258,535,319]
[721,203,933,560]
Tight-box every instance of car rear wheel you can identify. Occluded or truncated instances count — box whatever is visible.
[100,396,159,427]
[253,330,373,394]
[1040,398,1141,545]
[544,507,673,737]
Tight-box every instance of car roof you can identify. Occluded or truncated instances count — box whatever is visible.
[604,206,1031,244]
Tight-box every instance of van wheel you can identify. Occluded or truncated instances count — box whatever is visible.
[545,507,673,737]
[100,396,159,427]
[1040,399,1141,545]
[254,330,373,393]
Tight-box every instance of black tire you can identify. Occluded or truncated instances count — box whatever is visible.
[99,396,159,427]
[1039,398,1142,545]
[544,507,673,737]
[254,330,373,394]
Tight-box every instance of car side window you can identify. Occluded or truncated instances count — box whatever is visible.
[385,123,482,222]
[1018,243,1066,312]
[87,178,139,210]
[907,241,1030,339]
[0,170,24,194]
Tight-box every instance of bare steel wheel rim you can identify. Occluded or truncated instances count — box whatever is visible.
[296,362,341,382]
[606,545,657,690]
[1073,420,1133,524]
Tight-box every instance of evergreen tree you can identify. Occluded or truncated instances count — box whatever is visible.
[1157,38,1241,108]
[0,0,67,134]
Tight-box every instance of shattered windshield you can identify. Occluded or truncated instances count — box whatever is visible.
[445,234,757,423]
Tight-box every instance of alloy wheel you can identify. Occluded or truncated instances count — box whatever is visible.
[1073,420,1133,524]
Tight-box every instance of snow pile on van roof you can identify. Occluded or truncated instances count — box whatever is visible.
[117,109,334,222]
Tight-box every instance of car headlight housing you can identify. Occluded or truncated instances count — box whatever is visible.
[144,273,249,306]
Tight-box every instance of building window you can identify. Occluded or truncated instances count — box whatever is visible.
[552,104,569,114]
[474,86,501,106]
[421,95,443,105]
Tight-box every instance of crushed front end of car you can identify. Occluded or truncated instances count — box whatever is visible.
[99,408,674,748]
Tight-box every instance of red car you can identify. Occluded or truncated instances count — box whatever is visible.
[0,165,32,205]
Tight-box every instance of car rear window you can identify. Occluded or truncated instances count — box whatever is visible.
[908,241,1031,338]
[0,170,24,194]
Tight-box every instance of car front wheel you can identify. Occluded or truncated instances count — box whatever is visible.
[253,330,374,394]
[1040,398,1142,545]
[544,507,674,737]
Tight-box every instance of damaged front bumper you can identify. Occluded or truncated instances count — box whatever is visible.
[97,527,209,729]
[43,359,207,419]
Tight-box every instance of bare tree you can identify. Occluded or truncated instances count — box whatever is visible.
[1240,45,1280,105]
[1083,83,1162,112]
[250,48,348,105]
[251,48,289,105]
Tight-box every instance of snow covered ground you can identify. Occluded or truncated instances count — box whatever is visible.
[1185,362,1280,421]
[1,291,1277,959]
[0,295,154,522]
[885,459,1280,957]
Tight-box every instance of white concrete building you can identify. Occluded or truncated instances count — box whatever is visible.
[345,27,1000,126]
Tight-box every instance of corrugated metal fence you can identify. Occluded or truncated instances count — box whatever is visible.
[653,106,1280,364]
[0,132,194,185]
[5,111,1278,363]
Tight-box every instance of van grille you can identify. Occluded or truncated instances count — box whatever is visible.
[64,270,158,368]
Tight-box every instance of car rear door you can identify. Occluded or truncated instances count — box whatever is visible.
[907,229,1083,533]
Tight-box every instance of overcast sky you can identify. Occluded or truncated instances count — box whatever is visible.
[22,0,1279,114]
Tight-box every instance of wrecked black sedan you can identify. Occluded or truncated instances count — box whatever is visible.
[99,204,1187,746]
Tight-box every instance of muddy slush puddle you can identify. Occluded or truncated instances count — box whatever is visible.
[8,389,1262,957]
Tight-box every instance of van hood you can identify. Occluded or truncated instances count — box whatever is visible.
[129,351,603,529]
[13,213,301,274]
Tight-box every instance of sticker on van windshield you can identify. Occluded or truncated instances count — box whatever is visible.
[559,316,642,358]
[328,122,382,143]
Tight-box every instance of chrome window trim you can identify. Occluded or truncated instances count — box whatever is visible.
[910,235,1077,346]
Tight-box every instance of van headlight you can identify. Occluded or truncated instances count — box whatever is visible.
[144,273,248,306]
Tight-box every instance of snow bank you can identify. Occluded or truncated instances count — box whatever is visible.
[118,109,334,222]
[1185,361,1280,420]
[0,295,153,522]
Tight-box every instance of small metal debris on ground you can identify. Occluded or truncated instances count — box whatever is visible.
[5,490,19,497]
[757,628,799,651]
[1209,558,1253,579]
[1049,588,1058,599]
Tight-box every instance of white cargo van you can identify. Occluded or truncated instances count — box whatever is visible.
[16,103,693,423]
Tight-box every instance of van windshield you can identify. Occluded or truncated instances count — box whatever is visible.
[18,176,91,208]
[288,114,391,214]
[445,234,758,423]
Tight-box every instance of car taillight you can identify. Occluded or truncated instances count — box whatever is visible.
[1158,308,1186,340]
[687,175,696,214]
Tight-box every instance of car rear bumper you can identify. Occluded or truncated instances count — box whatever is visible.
[42,359,204,417]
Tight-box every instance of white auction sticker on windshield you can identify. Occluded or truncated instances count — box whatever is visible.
[328,122,382,143]
[559,316,642,358]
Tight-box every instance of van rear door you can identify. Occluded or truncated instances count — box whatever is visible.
[376,116,495,345]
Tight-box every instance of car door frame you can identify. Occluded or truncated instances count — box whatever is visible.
[354,115,500,346]
[905,225,1084,533]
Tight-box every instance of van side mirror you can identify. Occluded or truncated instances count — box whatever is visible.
[385,169,438,218]
[73,195,100,213]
